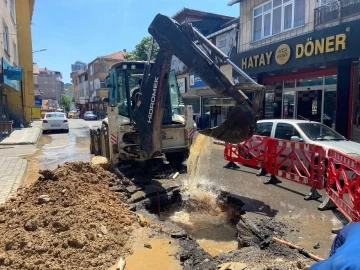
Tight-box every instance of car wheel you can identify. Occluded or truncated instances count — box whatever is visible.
[64,129,69,133]
[42,130,47,134]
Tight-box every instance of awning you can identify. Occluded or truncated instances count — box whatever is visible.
[227,0,242,6]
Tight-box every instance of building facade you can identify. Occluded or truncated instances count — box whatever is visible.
[37,68,64,104]
[0,0,25,128]
[15,0,36,125]
[88,51,126,117]
[228,0,360,139]
[71,61,87,72]
[73,70,89,117]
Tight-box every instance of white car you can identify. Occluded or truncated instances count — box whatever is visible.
[255,119,360,160]
[42,112,69,134]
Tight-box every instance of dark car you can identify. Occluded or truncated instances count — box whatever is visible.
[84,111,97,120]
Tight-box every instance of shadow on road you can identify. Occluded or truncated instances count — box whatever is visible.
[224,191,279,218]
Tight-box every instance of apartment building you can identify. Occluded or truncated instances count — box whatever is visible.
[71,61,86,72]
[0,0,22,127]
[37,68,64,104]
[229,0,360,139]
[88,51,126,115]
[73,70,89,116]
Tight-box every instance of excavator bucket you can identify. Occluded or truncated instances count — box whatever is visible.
[198,82,265,144]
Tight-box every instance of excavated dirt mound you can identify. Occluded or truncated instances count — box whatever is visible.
[0,162,137,270]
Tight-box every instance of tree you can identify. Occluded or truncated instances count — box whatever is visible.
[61,94,72,112]
[124,36,159,61]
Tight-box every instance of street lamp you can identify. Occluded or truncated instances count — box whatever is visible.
[33,48,47,53]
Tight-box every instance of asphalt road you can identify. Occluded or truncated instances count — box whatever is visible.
[23,119,102,186]
[197,143,349,258]
[23,121,348,258]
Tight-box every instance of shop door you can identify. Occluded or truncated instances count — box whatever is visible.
[283,90,295,119]
[323,89,336,128]
[296,90,322,122]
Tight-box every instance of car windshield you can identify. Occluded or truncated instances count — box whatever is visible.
[85,111,93,115]
[46,113,65,118]
[297,123,345,141]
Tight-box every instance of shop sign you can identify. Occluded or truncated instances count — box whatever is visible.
[216,29,237,59]
[34,96,42,107]
[233,22,356,75]
[177,77,186,93]
[189,72,207,88]
[0,57,22,91]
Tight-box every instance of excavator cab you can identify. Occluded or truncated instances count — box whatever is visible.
[107,61,182,126]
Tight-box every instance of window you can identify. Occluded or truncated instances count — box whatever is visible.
[3,22,9,52]
[320,0,328,5]
[13,43,17,64]
[253,0,305,41]
[256,122,273,137]
[10,0,15,20]
[274,123,300,140]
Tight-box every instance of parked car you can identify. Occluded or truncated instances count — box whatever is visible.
[42,112,69,134]
[255,119,360,160]
[84,111,97,121]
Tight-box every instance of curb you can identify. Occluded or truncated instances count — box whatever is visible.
[0,127,42,146]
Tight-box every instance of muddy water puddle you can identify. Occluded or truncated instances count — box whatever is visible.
[22,131,92,187]
[163,206,238,256]
[168,134,239,256]
[123,237,181,270]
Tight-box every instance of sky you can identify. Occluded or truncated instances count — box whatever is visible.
[31,0,239,84]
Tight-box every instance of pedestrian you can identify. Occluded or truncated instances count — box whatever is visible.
[309,222,360,269]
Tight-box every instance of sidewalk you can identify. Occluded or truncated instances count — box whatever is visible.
[0,121,42,145]
[0,157,27,203]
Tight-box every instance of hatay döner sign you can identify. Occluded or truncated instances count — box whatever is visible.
[240,33,346,70]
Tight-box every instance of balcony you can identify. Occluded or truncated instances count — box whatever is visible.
[314,0,360,27]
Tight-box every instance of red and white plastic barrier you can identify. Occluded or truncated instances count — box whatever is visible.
[326,149,360,221]
[224,135,269,168]
[268,139,325,190]
[224,136,360,221]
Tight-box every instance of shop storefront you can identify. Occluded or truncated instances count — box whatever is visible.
[202,97,236,129]
[232,21,360,139]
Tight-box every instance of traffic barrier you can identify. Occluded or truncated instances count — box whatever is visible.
[326,149,360,221]
[223,136,360,221]
[224,135,269,168]
[267,139,325,190]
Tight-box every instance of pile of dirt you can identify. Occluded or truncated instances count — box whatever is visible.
[0,162,137,270]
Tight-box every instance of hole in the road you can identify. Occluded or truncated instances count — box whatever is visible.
[140,184,245,257]
[161,192,241,256]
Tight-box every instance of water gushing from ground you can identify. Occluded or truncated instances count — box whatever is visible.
[185,134,214,193]
[164,134,239,256]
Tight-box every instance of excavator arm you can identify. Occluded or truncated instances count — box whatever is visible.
[132,13,265,160]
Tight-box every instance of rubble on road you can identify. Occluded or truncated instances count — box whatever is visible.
[0,162,137,270]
